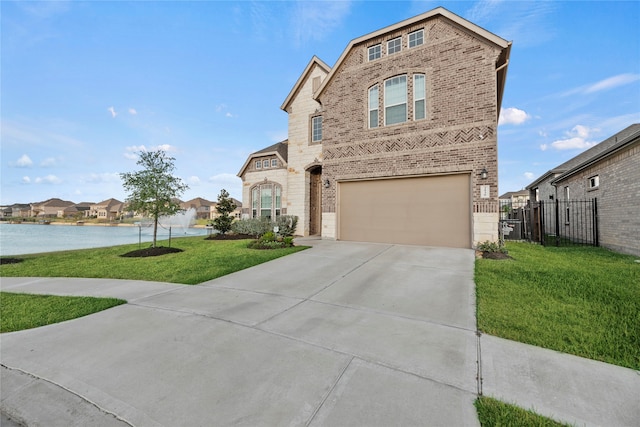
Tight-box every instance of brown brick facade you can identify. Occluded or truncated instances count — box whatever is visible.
[318,16,503,216]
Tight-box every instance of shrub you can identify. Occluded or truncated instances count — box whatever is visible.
[232,215,299,238]
[231,217,272,238]
[274,215,298,237]
[247,230,296,250]
[477,240,508,254]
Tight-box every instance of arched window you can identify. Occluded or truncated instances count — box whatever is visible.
[251,183,282,219]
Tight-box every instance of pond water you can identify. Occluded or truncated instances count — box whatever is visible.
[0,223,208,256]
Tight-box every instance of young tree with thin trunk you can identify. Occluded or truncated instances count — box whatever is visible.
[120,150,189,248]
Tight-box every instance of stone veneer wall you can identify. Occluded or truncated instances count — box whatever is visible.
[240,168,288,219]
[284,64,327,235]
[318,16,502,246]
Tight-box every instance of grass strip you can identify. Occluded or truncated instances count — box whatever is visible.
[475,397,571,427]
[475,242,640,370]
[0,236,308,284]
[1,292,126,333]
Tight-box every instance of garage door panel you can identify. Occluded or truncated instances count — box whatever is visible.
[338,174,470,248]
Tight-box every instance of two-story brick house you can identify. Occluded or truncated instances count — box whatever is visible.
[239,7,511,248]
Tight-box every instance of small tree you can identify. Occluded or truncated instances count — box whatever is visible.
[213,189,237,235]
[120,150,189,247]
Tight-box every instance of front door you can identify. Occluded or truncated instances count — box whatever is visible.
[309,169,322,235]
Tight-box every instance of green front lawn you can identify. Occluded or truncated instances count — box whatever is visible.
[475,397,570,427]
[476,242,640,370]
[1,292,126,333]
[0,236,308,284]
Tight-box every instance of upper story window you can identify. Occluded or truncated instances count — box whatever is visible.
[409,29,424,48]
[368,85,379,128]
[588,175,599,189]
[271,159,278,168]
[368,44,381,61]
[255,160,262,169]
[387,37,402,55]
[262,159,269,169]
[311,116,323,142]
[414,74,426,120]
[384,75,407,125]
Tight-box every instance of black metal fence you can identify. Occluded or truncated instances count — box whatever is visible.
[499,199,599,247]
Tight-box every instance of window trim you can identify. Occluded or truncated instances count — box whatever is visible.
[413,74,426,120]
[250,182,282,219]
[588,175,600,190]
[255,160,262,169]
[387,37,402,55]
[384,75,407,126]
[262,159,269,169]
[368,44,381,61]
[368,85,379,129]
[409,29,424,48]
[311,115,322,143]
[271,158,278,168]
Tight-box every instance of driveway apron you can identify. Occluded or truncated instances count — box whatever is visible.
[1,240,479,426]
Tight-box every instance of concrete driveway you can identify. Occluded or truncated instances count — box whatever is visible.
[0,239,480,426]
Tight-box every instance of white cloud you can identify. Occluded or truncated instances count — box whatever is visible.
[540,144,548,151]
[15,154,33,167]
[40,157,59,167]
[21,176,31,184]
[208,173,242,200]
[108,106,117,118]
[124,144,176,160]
[34,174,62,184]
[524,172,535,180]
[188,176,201,185]
[83,172,120,184]
[548,125,598,151]
[584,73,640,94]
[499,107,531,126]
[291,0,351,45]
[128,108,138,115]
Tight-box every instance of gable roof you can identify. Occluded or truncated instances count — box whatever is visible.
[281,55,331,112]
[183,197,214,207]
[313,7,511,114]
[551,124,640,184]
[237,140,289,177]
[527,124,640,189]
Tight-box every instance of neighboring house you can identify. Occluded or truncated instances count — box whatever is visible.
[181,197,214,220]
[90,198,124,221]
[238,7,511,248]
[526,124,640,256]
[3,204,31,218]
[30,198,75,218]
[499,190,530,208]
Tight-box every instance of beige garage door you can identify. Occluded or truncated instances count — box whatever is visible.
[338,174,471,248]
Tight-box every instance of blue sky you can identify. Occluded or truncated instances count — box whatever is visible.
[2,0,639,205]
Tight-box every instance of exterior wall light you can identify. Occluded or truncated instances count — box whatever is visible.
[324,179,331,188]
[480,168,488,180]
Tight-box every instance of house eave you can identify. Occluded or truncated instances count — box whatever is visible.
[281,55,331,112]
[551,130,640,184]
